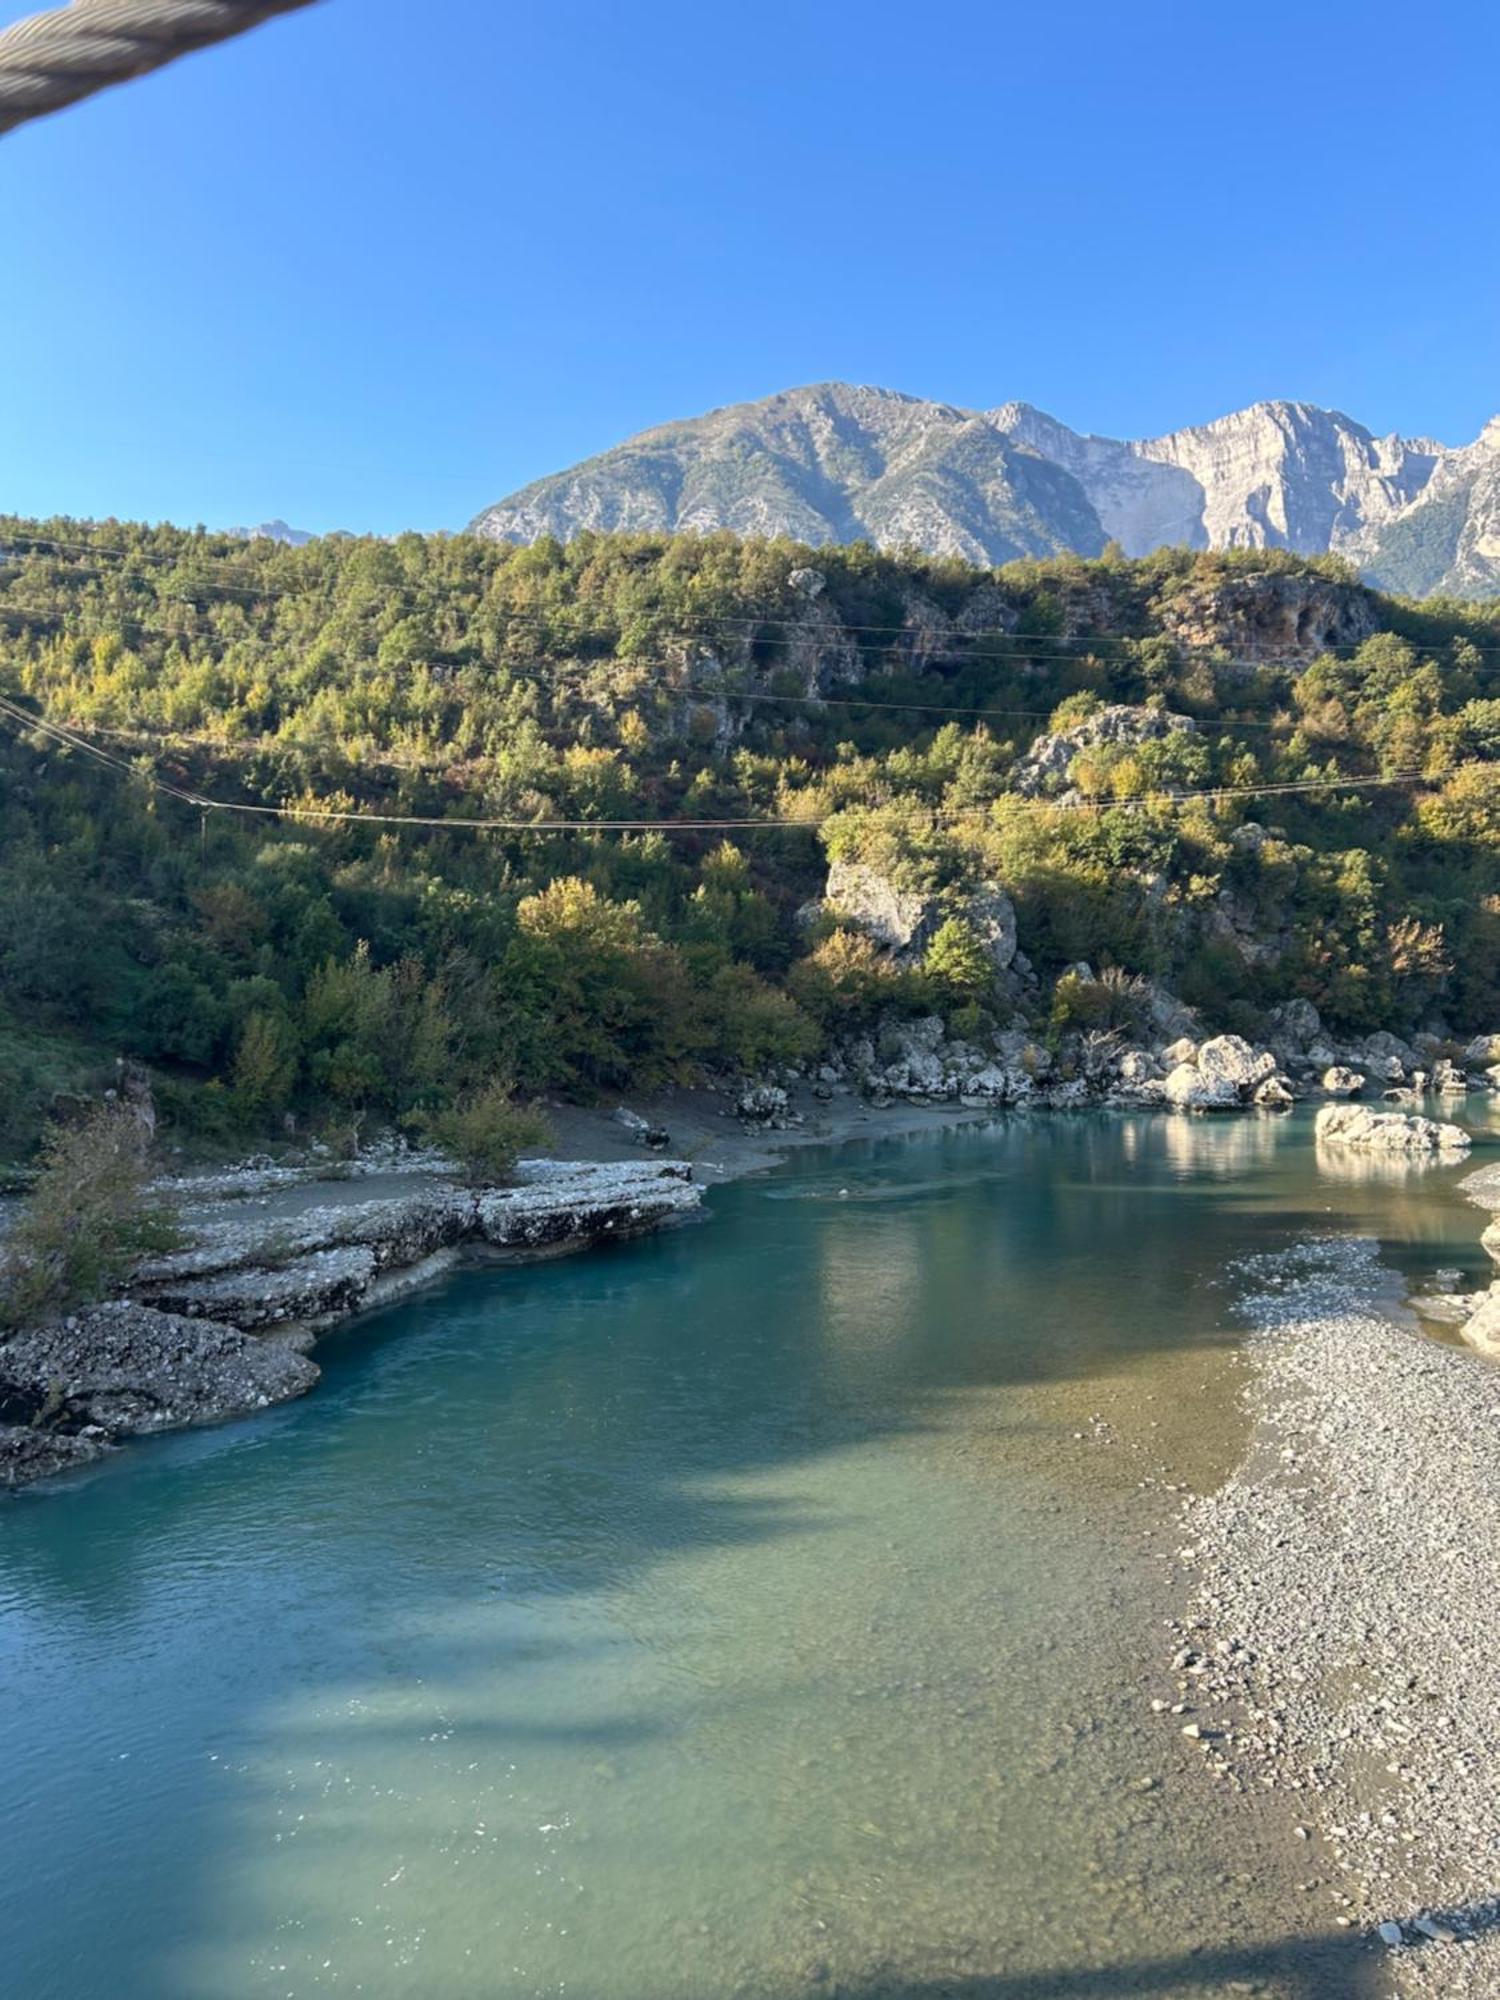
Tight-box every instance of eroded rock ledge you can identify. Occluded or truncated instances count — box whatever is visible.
[1,1160,700,1491]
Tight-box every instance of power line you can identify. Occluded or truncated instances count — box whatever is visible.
[11,584,1500,720]
[0,624,1306,735]
[9,531,1500,660]
[0,694,1487,836]
[0,603,1472,738]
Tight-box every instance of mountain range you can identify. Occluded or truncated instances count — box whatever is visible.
[468,384,1500,599]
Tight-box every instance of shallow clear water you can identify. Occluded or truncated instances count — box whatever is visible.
[1,1109,1494,1999]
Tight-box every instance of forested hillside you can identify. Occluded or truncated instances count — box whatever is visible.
[2,519,1498,1160]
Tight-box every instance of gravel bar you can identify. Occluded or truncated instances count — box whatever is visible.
[1174,1237,1500,1993]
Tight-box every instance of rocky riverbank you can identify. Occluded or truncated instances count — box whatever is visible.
[1167,1159,1500,1993]
[731,1000,1500,1122]
[0,1157,701,1491]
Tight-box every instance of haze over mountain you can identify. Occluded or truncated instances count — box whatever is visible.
[470,384,1500,599]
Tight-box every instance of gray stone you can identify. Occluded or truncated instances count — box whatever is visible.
[1164,1063,1240,1112]
[0,1301,318,1447]
[1198,1035,1276,1094]
[1321,1067,1365,1099]
[823,862,1017,975]
[1315,1104,1471,1156]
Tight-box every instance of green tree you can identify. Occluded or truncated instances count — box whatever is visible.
[922,917,992,1001]
[232,1010,300,1121]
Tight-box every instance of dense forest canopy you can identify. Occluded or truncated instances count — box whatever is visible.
[1,518,1498,1160]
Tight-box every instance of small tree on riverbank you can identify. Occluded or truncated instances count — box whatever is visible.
[423,1080,554,1186]
[0,1100,181,1329]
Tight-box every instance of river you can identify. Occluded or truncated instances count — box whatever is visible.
[1,1109,1493,1999]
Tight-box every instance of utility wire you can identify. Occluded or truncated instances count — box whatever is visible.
[8,532,1500,659]
[11,588,1500,708]
[0,0,319,136]
[0,613,1466,738]
[0,694,1486,836]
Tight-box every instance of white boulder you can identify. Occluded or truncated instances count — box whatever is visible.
[1254,1075,1296,1109]
[1461,1285,1500,1359]
[1314,1103,1471,1154]
[1321,1066,1365,1098]
[1197,1035,1276,1093]
[1164,1063,1240,1111]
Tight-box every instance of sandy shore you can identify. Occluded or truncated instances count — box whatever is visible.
[1174,1233,1500,1993]
[541,1085,1003,1182]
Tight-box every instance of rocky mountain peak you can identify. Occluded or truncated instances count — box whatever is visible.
[470,385,1500,599]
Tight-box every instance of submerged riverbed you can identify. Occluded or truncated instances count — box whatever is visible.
[1,1110,1494,1999]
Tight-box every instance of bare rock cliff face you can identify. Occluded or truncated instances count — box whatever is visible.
[1156,569,1381,661]
[1357,417,1500,598]
[823,861,1018,972]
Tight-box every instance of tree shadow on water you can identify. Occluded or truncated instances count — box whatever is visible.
[632,1898,1500,2000]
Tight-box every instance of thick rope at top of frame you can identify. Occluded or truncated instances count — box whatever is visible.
[0,0,319,135]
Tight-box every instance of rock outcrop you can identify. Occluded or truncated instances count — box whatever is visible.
[813,1006,1500,1124]
[138,1163,701,1333]
[1461,1287,1500,1360]
[1014,705,1197,797]
[475,1162,699,1251]
[1314,1104,1472,1154]
[0,1302,319,1487]
[823,862,1017,972]
[1160,1035,1283,1112]
[1155,568,1380,662]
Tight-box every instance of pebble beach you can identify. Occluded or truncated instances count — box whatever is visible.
[1176,1223,1500,1994]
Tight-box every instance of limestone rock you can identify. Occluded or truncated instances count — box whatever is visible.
[148,1246,378,1331]
[823,861,1016,973]
[477,1161,699,1250]
[1314,1104,1471,1154]
[1321,1066,1365,1098]
[1118,1049,1164,1085]
[1460,1285,1500,1360]
[1157,567,1380,660]
[1163,1063,1240,1112]
[0,1301,319,1446]
[1014,705,1196,798]
[1363,1029,1419,1074]
[0,1424,111,1487]
[1254,1075,1296,1109]
[1270,998,1322,1047]
[1197,1035,1276,1093]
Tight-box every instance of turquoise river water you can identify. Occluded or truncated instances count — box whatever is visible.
[2,1109,1496,2000]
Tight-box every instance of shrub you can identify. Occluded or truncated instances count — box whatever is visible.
[788,928,916,1027]
[0,1100,180,1329]
[1049,967,1150,1037]
[424,1081,554,1185]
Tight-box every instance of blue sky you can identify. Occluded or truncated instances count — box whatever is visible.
[3,0,1496,535]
